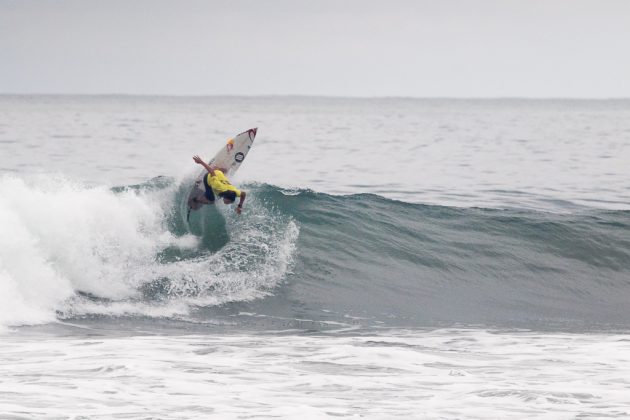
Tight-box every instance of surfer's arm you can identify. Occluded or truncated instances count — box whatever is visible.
[192,155,216,175]
[236,191,246,214]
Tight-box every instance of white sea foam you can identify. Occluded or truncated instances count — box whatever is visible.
[1,329,629,419]
[0,174,298,329]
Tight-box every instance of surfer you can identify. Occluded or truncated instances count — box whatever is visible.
[192,155,247,214]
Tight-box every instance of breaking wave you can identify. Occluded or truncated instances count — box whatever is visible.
[1,173,630,331]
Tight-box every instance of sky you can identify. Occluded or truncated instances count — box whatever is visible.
[1,0,629,98]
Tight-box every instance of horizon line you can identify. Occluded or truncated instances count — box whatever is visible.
[1,92,629,101]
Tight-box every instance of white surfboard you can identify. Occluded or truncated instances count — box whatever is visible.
[186,128,257,220]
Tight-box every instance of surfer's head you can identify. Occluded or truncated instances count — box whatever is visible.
[219,191,237,204]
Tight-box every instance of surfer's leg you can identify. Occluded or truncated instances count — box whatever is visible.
[202,173,216,203]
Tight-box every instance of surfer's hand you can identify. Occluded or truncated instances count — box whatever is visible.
[193,155,204,164]
[236,205,242,215]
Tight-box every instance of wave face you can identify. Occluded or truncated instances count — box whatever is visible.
[1,174,630,331]
[267,186,630,329]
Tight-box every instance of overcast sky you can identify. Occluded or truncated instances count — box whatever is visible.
[1,0,629,97]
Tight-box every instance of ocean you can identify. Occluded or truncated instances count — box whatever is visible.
[1,95,629,418]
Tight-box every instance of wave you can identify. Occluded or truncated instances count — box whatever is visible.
[1,174,630,331]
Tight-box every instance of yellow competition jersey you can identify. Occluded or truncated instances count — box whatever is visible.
[207,170,241,197]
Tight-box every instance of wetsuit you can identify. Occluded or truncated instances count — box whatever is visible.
[203,170,241,201]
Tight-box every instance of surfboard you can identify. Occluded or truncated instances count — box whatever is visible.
[186,128,257,221]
